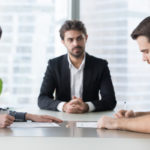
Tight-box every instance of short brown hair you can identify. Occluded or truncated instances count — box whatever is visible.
[59,20,87,40]
[131,16,150,41]
[0,26,2,39]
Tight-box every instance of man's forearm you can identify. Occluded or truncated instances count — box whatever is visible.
[38,95,61,111]
[116,115,150,133]
[93,97,116,111]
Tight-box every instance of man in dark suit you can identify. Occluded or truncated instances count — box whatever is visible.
[0,26,62,128]
[38,20,116,113]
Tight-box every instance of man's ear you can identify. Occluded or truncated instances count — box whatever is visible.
[61,40,65,45]
[86,34,88,41]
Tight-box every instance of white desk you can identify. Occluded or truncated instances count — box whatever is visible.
[16,106,114,121]
[0,120,150,138]
[0,137,150,150]
[1,107,150,150]
[0,107,150,138]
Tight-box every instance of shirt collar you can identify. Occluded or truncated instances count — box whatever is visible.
[67,53,86,70]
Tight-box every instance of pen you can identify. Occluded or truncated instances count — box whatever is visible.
[124,101,127,110]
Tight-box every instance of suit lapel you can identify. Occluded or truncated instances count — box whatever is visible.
[82,53,91,100]
[62,55,71,100]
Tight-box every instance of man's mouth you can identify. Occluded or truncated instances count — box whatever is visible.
[72,47,82,51]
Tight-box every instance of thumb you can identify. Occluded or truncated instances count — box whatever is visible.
[72,96,77,99]
[78,98,83,102]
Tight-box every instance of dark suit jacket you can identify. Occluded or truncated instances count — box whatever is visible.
[38,53,116,111]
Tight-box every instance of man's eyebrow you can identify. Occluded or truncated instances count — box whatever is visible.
[67,35,82,39]
[67,37,73,40]
[141,49,149,52]
[77,35,83,38]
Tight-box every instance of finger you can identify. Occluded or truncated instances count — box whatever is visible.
[34,118,53,123]
[76,105,85,113]
[72,96,77,99]
[72,106,83,113]
[116,110,126,118]
[40,116,58,123]
[78,98,83,102]
[118,113,124,118]
[66,103,83,113]
[70,100,81,105]
[42,115,63,123]
[0,124,6,128]
[1,118,14,126]
[5,119,14,125]
[1,122,11,128]
[125,110,134,118]
[68,110,82,114]
[125,111,130,118]
[97,123,102,128]
[67,107,77,113]
[40,119,53,123]
[67,106,81,114]
[69,100,77,105]
[114,113,120,118]
[35,115,53,123]
[0,125,5,128]
[7,115,15,121]
[114,112,122,118]
[97,120,104,129]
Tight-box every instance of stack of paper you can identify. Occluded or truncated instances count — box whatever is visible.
[9,122,60,128]
[76,122,97,128]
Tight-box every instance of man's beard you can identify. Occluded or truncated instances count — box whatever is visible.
[69,46,85,58]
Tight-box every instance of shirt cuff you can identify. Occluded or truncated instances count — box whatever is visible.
[57,102,66,112]
[86,102,95,112]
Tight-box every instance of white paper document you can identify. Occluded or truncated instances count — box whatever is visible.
[9,122,60,128]
[76,122,97,128]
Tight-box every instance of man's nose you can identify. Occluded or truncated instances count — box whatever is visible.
[142,53,147,61]
[73,40,78,46]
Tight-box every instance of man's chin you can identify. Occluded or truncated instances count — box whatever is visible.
[74,53,84,58]
[70,51,84,58]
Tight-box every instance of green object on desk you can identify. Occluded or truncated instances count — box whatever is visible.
[0,78,2,95]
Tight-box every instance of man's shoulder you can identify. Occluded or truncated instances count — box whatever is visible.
[87,53,108,65]
[48,54,67,64]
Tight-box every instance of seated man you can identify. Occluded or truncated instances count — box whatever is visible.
[0,26,62,128]
[38,20,116,113]
[97,16,150,133]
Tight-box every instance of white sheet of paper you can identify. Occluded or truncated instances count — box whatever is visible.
[76,122,97,128]
[9,122,60,128]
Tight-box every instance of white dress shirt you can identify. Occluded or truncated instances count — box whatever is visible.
[57,54,95,112]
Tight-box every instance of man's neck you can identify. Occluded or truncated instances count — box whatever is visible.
[69,54,85,69]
